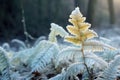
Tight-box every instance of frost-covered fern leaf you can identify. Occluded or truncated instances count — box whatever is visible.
[31,40,59,73]
[26,40,53,65]
[102,49,120,62]
[98,37,111,43]
[56,47,107,69]
[83,40,116,52]
[0,47,10,80]
[55,47,82,68]
[51,58,107,80]
[11,39,27,50]
[2,43,10,52]
[84,52,108,69]
[11,40,46,66]
[50,60,106,80]
[11,40,59,68]
[10,71,20,80]
[66,62,85,77]
[96,55,120,80]
[11,47,35,67]
[49,23,68,42]
[2,43,13,60]
[33,36,46,46]
[50,63,85,80]
[10,71,33,80]
[49,71,67,80]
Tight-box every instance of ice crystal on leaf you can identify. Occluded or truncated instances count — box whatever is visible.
[49,23,68,42]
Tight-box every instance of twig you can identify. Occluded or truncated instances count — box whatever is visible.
[20,0,36,47]
[20,0,29,47]
[81,43,93,80]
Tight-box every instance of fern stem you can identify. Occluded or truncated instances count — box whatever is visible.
[81,43,93,80]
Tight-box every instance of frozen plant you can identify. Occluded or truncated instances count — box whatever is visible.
[0,7,118,80]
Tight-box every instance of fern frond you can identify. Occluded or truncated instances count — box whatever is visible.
[84,30,98,39]
[49,70,67,80]
[56,47,107,69]
[84,53,108,69]
[2,43,13,59]
[66,25,79,36]
[55,47,82,68]
[11,40,46,66]
[49,23,68,42]
[0,47,10,80]
[99,37,111,43]
[52,56,107,80]
[96,55,120,80]
[11,39,27,50]
[65,7,97,45]
[49,64,81,80]
[11,47,35,67]
[2,43,10,52]
[11,40,59,68]
[83,40,116,52]
[78,23,91,31]
[30,41,59,73]
[102,49,120,61]
[33,36,46,46]
[66,62,85,76]
[65,60,106,79]
[10,71,33,80]
[65,36,82,45]
[10,71,20,80]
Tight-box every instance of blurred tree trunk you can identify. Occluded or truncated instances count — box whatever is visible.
[86,0,97,25]
[108,0,115,24]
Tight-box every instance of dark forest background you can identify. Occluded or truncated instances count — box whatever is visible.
[0,0,120,42]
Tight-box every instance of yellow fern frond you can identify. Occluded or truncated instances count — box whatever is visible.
[69,16,86,23]
[78,23,91,31]
[67,25,79,36]
[70,7,83,18]
[65,36,82,45]
[65,7,98,45]
[84,30,98,39]
[68,19,78,28]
